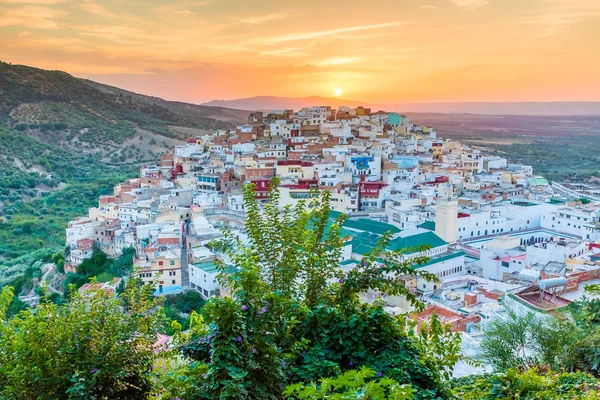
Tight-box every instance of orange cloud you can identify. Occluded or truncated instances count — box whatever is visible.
[0,0,598,103]
[0,6,68,29]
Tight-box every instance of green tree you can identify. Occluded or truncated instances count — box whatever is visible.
[481,308,540,371]
[161,179,460,399]
[0,280,164,399]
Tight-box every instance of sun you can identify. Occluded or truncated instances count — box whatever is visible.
[333,87,343,97]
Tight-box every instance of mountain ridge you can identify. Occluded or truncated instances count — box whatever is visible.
[0,61,248,148]
[204,95,600,116]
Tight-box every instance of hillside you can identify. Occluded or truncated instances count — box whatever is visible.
[0,62,247,261]
[0,62,247,148]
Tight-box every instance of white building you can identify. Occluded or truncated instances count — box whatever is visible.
[189,259,220,298]
[541,207,600,240]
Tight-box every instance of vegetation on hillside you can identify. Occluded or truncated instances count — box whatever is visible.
[0,280,163,399]
[450,369,600,399]
[0,61,238,146]
[0,62,248,264]
[487,136,600,182]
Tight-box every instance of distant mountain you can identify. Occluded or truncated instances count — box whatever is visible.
[203,96,372,111]
[205,95,600,116]
[384,101,600,116]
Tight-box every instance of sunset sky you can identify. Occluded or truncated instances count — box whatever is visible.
[1,0,599,104]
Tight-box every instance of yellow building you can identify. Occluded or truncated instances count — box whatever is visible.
[135,247,182,295]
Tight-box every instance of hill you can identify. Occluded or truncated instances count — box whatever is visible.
[0,62,247,149]
[0,62,247,261]
[205,95,600,116]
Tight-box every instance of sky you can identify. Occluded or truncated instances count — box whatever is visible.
[1,0,599,104]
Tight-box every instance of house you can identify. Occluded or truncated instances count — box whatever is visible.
[134,247,182,295]
[189,260,220,299]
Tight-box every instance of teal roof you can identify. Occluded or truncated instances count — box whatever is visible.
[339,259,361,266]
[343,219,400,235]
[311,212,446,258]
[387,231,448,253]
[414,250,465,269]
[549,198,567,205]
[350,231,382,255]
[418,220,436,231]
[191,261,219,274]
[350,231,448,256]
[312,212,399,241]
[528,177,549,186]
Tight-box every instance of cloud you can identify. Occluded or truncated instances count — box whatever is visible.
[449,0,489,10]
[3,0,65,3]
[78,0,120,18]
[0,6,68,29]
[260,47,309,57]
[17,35,91,52]
[239,11,290,24]
[314,57,362,66]
[518,0,600,37]
[421,5,440,10]
[259,22,407,44]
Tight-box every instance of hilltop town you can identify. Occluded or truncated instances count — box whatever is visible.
[64,105,600,368]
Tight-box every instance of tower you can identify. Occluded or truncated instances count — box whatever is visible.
[435,199,458,243]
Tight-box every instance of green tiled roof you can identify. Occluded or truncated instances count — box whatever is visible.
[343,218,400,235]
[418,220,436,231]
[312,212,445,258]
[350,231,381,255]
[191,261,219,274]
[413,250,465,269]
[312,212,398,241]
[387,231,448,253]
[350,230,448,256]
[528,177,549,186]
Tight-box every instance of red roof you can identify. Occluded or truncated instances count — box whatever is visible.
[277,160,313,167]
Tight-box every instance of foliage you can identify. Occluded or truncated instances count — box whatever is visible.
[0,61,241,264]
[283,367,415,400]
[482,300,600,376]
[450,369,600,399]
[481,308,542,371]
[0,278,165,399]
[161,291,207,335]
[0,62,236,145]
[487,135,600,183]
[161,180,460,399]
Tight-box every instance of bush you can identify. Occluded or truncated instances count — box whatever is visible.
[450,369,600,399]
[0,281,164,399]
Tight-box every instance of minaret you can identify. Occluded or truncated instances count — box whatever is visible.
[435,199,458,243]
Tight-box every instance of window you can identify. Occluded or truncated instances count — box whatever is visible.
[170,260,175,266]
[158,261,163,266]
[172,280,176,284]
